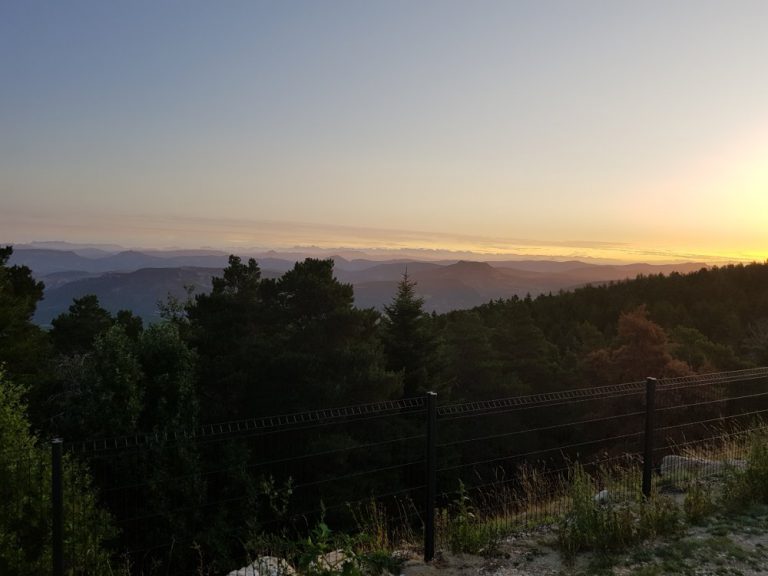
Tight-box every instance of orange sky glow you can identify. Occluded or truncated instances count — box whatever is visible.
[2,2,767,264]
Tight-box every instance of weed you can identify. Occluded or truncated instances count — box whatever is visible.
[683,480,716,523]
[557,464,683,563]
[722,430,768,511]
[704,536,752,563]
[442,481,503,555]
[245,505,408,576]
[630,565,663,576]
[348,498,390,551]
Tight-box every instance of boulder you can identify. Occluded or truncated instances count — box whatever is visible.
[593,489,610,504]
[311,549,356,572]
[660,455,746,479]
[226,556,295,576]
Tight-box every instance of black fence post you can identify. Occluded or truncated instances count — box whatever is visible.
[52,438,64,576]
[424,392,437,562]
[642,377,657,498]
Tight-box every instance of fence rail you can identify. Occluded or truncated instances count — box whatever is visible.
[8,367,768,575]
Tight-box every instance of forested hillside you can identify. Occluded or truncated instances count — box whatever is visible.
[9,245,707,323]
[3,244,768,572]
[4,244,768,429]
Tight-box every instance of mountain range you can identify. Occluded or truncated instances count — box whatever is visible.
[7,243,708,325]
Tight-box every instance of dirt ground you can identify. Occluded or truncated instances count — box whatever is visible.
[400,509,768,576]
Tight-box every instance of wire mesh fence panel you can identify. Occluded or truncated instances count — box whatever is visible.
[432,368,768,552]
[433,386,651,547]
[63,397,428,575]
[19,367,766,574]
[653,369,768,488]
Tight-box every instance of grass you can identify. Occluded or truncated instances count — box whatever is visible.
[246,518,405,576]
[721,430,768,512]
[238,427,768,575]
[551,428,768,573]
[683,479,716,523]
[439,481,505,555]
[556,463,684,563]
[624,526,768,576]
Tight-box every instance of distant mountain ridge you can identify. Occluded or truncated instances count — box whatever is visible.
[7,244,708,324]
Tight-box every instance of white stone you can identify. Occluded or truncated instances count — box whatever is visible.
[226,556,295,576]
[660,455,746,478]
[311,549,356,572]
[593,489,610,504]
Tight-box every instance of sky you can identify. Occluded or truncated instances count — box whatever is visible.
[1,1,767,263]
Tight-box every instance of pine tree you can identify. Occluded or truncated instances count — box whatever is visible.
[381,272,442,398]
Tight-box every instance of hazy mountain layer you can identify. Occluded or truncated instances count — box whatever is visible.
[12,246,707,324]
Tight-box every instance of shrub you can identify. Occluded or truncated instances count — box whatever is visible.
[557,464,682,562]
[722,430,768,511]
[683,481,715,523]
[0,371,121,575]
[443,481,502,555]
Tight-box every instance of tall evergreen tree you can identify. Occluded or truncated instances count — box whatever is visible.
[50,295,114,355]
[0,246,48,383]
[188,256,400,419]
[381,272,443,398]
[186,255,267,420]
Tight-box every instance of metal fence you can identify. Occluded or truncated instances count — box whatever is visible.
[432,368,768,552]
[7,367,768,575]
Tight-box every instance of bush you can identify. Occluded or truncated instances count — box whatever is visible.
[246,517,402,576]
[722,430,768,511]
[0,371,120,575]
[683,481,716,523]
[557,464,682,562]
[443,481,502,555]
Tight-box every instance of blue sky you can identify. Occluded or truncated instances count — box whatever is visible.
[2,1,767,261]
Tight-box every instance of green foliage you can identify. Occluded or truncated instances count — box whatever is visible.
[381,272,443,398]
[51,294,114,355]
[557,465,683,562]
[66,324,144,437]
[683,481,716,523]
[8,245,768,572]
[441,311,504,399]
[54,320,198,438]
[348,498,396,553]
[0,246,49,385]
[43,317,206,574]
[0,371,120,575]
[137,322,197,428]
[452,297,561,398]
[214,254,263,296]
[115,309,144,341]
[670,325,741,372]
[742,318,768,366]
[722,431,768,511]
[189,257,400,420]
[443,481,502,555]
[299,522,350,575]
[244,493,410,576]
[247,517,401,576]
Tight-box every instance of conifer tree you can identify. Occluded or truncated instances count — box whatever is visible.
[0,246,48,383]
[381,272,443,398]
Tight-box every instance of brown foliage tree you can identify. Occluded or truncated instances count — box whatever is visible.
[587,305,691,384]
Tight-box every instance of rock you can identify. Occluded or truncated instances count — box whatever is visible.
[660,455,746,478]
[226,556,295,576]
[312,549,356,572]
[593,489,610,504]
